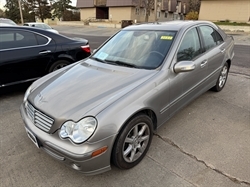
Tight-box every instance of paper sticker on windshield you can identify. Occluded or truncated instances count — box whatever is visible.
[97,52,108,60]
[161,36,173,40]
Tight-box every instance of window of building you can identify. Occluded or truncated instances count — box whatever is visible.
[136,7,140,15]
[157,11,161,18]
[165,11,168,18]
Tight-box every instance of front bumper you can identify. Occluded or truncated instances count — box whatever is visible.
[20,103,116,175]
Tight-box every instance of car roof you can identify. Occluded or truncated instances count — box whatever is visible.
[123,20,219,31]
[0,18,17,25]
[0,18,12,20]
[0,23,14,26]
[0,25,57,35]
[0,25,81,42]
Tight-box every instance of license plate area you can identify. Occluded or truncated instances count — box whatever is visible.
[25,128,40,148]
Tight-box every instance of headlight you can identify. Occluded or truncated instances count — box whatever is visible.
[24,86,32,103]
[59,117,97,144]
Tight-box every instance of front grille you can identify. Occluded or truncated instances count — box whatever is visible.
[26,102,54,132]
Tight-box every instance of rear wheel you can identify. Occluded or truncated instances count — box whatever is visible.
[49,60,71,73]
[112,114,153,169]
[211,62,229,92]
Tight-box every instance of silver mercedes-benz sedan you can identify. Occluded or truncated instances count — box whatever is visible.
[20,21,234,175]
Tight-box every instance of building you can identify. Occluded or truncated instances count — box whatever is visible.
[76,0,189,23]
[199,0,250,22]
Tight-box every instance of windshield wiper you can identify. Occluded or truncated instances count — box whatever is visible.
[105,59,137,68]
[90,57,107,63]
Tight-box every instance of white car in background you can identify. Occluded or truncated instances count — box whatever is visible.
[23,22,59,34]
[0,18,17,25]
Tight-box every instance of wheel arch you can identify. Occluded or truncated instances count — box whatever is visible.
[226,58,231,69]
[46,57,74,72]
[110,108,157,168]
[118,108,158,134]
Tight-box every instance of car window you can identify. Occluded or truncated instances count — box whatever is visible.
[42,24,51,29]
[177,28,202,62]
[199,26,224,51]
[0,30,38,50]
[36,34,49,45]
[34,24,43,29]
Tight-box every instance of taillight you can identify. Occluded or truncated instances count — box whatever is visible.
[81,45,91,53]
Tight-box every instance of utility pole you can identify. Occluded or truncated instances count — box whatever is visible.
[18,0,24,25]
[154,0,157,22]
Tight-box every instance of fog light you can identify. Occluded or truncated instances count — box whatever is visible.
[71,163,81,170]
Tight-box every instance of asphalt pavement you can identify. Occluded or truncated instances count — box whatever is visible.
[53,24,250,46]
[0,24,249,187]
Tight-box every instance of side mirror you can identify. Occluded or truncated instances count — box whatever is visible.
[174,61,195,73]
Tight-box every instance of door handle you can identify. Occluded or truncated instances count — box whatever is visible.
[200,60,208,68]
[39,50,51,55]
[220,48,226,53]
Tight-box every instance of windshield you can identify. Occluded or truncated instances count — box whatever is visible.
[92,30,176,69]
[35,24,52,29]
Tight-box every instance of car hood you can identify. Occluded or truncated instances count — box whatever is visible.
[29,59,158,123]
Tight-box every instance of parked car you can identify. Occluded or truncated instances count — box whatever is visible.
[23,22,59,34]
[0,25,91,88]
[0,18,17,25]
[20,21,234,175]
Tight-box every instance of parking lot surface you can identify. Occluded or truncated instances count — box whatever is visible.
[0,25,249,187]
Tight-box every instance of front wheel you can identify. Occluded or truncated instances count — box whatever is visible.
[211,62,229,92]
[111,114,153,169]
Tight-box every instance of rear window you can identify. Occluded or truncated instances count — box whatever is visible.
[36,35,48,45]
[0,30,37,50]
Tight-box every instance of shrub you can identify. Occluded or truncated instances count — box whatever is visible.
[185,11,199,20]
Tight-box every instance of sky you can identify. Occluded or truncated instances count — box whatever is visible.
[0,0,77,9]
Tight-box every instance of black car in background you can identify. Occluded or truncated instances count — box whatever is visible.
[0,25,91,88]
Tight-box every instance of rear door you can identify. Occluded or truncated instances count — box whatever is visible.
[0,28,55,87]
[198,25,225,83]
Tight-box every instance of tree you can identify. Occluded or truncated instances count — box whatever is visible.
[51,0,75,21]
[0,8,5,17]
[189,0,201,12]
[22,1,36,22]
[62,9,80,21]
[26,0,51,22]
[4,0,21,23]
[132,0,155,22]
[144,0,155,22]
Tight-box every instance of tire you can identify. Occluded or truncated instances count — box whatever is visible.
[48,60,71,73]
[211,63,229,92]
[111,114,153,169]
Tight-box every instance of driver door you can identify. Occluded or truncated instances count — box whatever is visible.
[168,27,209,116]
